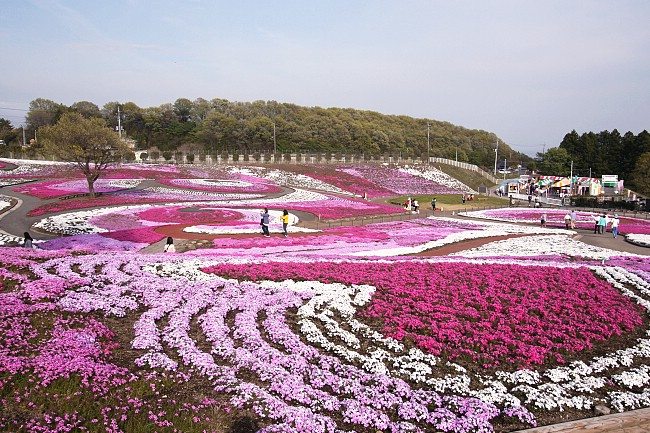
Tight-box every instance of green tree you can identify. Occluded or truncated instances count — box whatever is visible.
[630,152,650,196]
[26,98,65,131]
[537,147,571,175]
[41,113,131,197]
[0,118,17,145]
[71,101,101,118]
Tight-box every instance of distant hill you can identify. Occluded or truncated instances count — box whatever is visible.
[15,97,531,171]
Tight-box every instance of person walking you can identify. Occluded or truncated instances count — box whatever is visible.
[261,208,270,237]
[164,236,176,253]
[281,209,290,237]
[23,232,34,248]
[611,214,620,238]
[597,213,607,234]
[564,212,572,229]
[431,197,437,211]
[570,210,577,229]
[540,212,547,227]
[413,199,419,214]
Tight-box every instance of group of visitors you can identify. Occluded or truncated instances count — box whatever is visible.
[161,208,292,253]
[260,208,290,238]
[461,194,475,204]
[528,195,541,208]
[593,213,620,238]
[403,198,420,213]
[562,210,578,229]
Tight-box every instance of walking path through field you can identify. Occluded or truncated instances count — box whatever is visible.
[514,407,650,433]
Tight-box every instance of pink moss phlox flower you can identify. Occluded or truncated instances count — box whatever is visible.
[203,261,644,368]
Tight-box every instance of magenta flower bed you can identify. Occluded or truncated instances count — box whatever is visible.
[136,206,243,225]
[27,196,171,217]
[204,261,644,368]
[100,227,165,244]
[305,169,394,198]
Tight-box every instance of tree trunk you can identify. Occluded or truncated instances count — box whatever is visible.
[86,176,96,198]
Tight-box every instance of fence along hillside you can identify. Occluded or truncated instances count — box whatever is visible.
[6,149,499,185]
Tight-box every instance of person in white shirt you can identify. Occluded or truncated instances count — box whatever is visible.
[164,236,176,253]
[611,215,620,239]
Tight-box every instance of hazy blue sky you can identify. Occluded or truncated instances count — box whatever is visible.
[1,0,648,155]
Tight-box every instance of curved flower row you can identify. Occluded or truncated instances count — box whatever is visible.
[203,258,650,414]
[452,234,638,260]
[627,234,650,248]
[14,179,142,199]
[158,176,282,194]
[226,166,355,196]
[400,165,475,194]
[0,195,12,213]
[1,250,530,432]
[339,165,468,195]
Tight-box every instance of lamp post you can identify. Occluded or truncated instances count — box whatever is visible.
[273,122,276,154]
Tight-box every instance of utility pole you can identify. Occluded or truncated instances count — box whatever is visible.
[503,158,507,179]
[22,126,26,148]
[455,147,458,162]
[493,139,498,175]
[426,123,430,163]
[273,122,277,154]
[117,105,122,139]
[570,160,573,195]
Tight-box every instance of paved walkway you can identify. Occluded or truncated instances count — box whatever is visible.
[515,407,650,433]
[576,230,649,255]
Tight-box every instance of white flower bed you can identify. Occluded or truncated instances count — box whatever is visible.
[400,165,476,193]
[453,234,638,260]
[0,195,13,213]
[169,178,254,188]
[0,178,36,187]
[627,234,650,248]
[183,209,319,235]
[0,158,72,175]
[142,186,262,200]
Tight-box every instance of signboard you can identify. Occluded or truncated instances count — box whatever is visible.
[602,175,618,188]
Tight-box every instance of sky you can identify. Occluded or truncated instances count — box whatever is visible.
[1,0,648,156]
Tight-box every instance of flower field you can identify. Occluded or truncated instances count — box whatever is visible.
[1,159,650,432]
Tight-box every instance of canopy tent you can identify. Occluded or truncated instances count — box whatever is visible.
[552,178,571,188]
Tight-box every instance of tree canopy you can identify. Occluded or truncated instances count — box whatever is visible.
[18,97,528,170]
[558,129,650,192]
[40,113,132,197]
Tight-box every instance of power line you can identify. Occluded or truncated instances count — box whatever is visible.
[0,106,29,112]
